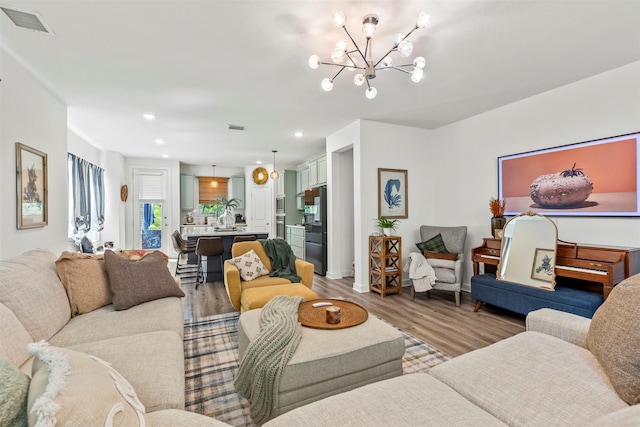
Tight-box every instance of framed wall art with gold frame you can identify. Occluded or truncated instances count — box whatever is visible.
[16,143,48,229]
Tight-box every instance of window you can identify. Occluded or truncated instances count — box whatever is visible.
[67,154,104,242]
[198,176,229,214]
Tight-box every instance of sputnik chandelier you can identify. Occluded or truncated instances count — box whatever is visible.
[308,10,431,99]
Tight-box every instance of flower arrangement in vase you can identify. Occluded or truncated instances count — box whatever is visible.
[489,197,506,236]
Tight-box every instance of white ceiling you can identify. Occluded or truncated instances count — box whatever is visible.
[1,0,639,169]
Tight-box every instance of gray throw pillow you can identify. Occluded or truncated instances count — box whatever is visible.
[104,250,185,310]
[0,358,29,427]
[416,233,449,254]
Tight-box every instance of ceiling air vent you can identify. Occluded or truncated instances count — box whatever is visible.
[228,124,247,131]
[1,6,55,35]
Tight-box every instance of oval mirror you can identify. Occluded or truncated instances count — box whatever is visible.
[497,212,558,289]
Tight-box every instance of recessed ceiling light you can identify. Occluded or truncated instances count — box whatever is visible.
[143,113,156,120]
[256,160,262,165]
[294,131,304,137]
[161,154,168,158]
[155,139,164,145]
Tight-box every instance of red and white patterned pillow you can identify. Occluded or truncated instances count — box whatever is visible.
[228,249,270,281]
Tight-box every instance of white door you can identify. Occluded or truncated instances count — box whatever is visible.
[132,169,170,253]
[250,187,271,233]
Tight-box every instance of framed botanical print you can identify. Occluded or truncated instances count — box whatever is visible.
[378,168,408,219]
[531,248,555,283]
[16,143,48,229]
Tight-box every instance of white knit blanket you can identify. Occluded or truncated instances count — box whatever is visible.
[403,252,437,292]
[234,295,303,425]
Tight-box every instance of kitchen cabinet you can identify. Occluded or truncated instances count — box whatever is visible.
[229,176,245,209]
[299,168,309,192]
[308,155,326,188]
[276,170,286,197]
[286,225,305,259]
[180,174,194,210]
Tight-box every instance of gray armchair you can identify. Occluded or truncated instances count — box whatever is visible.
[415,225,468,306]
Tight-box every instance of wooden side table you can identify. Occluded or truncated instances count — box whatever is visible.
[369,235,402,297]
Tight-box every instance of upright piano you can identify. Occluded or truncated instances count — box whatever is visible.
[471,238,640,299]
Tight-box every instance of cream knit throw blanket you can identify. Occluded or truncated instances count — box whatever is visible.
[234,295,303,425]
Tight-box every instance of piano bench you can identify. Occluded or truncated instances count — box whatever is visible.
[471,273,604,318]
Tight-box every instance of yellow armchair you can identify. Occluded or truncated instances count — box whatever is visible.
[223,241,317,312]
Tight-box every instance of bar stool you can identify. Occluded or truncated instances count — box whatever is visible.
[233,235,257,243]
[195,237,224,288]
[171,230,196,274]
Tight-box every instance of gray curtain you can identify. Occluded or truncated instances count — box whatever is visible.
[68,153,105,234]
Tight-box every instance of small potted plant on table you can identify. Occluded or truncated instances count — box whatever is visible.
[377,217,400,236]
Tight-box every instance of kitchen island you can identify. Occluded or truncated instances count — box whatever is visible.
[181,226,269,283]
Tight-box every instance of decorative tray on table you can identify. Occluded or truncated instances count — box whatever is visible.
[298,299,368,330]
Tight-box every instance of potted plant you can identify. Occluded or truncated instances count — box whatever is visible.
[217,197,241,228]
[377,217,400,236]
[489,197,506,236]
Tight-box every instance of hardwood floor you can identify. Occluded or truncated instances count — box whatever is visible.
[181,273,525,358]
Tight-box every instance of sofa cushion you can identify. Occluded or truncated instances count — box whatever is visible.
[416,233,449,254]
[424,250,458,261]
[0,249,71,342]
[27,342,147,426]
[146,409,234,426]
[0,358,29,427]
[228,249,270,281]
[0,303,34,368]
[66,330,185,412]
[262,373,506,427]
[240,284,318,312]
[430,331,628,425]
[104,250,184,310]
[587,275,640,405]
[55,251,112,316]
[49,297,184,347]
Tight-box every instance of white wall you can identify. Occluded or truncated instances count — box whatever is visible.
[0,49,68,259]
[327,120,434,292]
[431,61,640,288]
[328,61,640,294]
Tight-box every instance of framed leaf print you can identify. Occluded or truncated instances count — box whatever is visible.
[378,168,408,219]
[16,143,48,229]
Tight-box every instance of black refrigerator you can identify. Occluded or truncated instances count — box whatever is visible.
[304,186,327,275]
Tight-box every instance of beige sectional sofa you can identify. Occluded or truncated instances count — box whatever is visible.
[0,249,229,426]
[264,276,640,426]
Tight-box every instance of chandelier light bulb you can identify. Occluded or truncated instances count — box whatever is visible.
[321,78,334,91]
[394,33,406,45]
[361,14,378,38]
[336,40,348,51]
[397,40,413,57]
[331,48,345,64]
[381,56,393,68]
[365,87,377,99]
[413,56,426,69]
[416,11,431,29]
[346,58,358,71]
[332,11,346,27]
[354,74,365,86]
[308,55,320,69]
[411,68,424,83]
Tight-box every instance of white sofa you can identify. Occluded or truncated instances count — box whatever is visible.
[0,249,229,426]
[264,277,640,426]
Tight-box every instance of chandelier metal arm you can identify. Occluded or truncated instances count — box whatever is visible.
[342,26,367,63]
[330,66,347,81]
[318,61,365,71]
[374,24,419,68]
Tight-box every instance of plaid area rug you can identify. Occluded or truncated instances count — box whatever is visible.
[184,312,450,427]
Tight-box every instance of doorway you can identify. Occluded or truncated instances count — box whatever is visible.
[132,169,169,253]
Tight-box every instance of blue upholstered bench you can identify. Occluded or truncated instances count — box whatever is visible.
[471,273,603,318]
